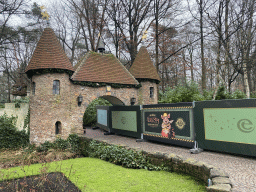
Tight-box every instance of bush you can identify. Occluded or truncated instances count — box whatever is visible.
[12,97,29,108]
[52,137,69,151]
[231,89,246,99]
[83,98,112,126]
[67,134,80,152]
[0,113,29,149]
[36,141,53,152]
[215,84,231,100]
[87,140,163,171]
[159,81,204,103]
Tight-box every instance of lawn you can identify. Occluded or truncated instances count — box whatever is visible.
[0,157,206,192]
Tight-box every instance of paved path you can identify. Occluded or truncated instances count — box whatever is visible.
[84,127,256,192]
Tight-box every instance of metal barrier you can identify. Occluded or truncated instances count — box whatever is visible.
[96,99,256,157]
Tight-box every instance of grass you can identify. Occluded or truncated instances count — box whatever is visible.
[0,157,207,192]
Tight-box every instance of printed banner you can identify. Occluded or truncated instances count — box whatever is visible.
[204,108,256,145]
[97,109,108,126]
[112,111,137,132]
[144,111,190,138]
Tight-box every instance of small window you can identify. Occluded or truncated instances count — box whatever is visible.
[55,121,61,134]
[53,80,60,95]
[150,87,154,98]
[32,82,36,95]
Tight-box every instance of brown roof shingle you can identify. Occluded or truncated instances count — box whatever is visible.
[129,46,160,82]
[25,28,74,73]
[71,52,139,85]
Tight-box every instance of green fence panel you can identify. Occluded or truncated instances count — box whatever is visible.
[194,99,256,157]
[142,103,195,148]
[109,105,141,138]
[96,106,111,131]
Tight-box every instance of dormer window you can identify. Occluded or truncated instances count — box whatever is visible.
[150,87,154,98]
[53,80,60,95]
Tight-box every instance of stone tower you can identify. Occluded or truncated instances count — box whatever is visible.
[25,28,75,144]
[129,46,161,105]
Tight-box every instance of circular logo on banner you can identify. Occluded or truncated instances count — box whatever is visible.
[237,119,255,133]
[121,117,126,124]
[176,118,186,130]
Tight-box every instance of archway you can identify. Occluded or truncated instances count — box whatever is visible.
[99,95,125,106]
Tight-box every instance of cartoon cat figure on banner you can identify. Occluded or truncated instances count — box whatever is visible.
[161,113,175,138]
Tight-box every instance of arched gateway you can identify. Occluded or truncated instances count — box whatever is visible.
[25,28,160,145]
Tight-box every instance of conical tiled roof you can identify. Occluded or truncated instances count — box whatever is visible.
[25,28,74,74]
[129,46,160,83]
[71,52,139,85]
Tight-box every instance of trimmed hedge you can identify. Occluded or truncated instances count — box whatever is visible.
[0,114,29,149]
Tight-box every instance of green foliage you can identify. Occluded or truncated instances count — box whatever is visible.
[23,109,30,134]
[23,144,36,153]
[67,134,80,152]
[87,140,163,171]
[73,81,142,88]
[159,82,248,103]
[36,141,53,152]
[52,137,70,151]
[0,114,29,149]
[250,91,256,98]
[0,103,4,108]
[159,81,204,103]
[12,97,29,108]
[83,98,112,126]
[202,89,214,100]
[215,84,230,100]
[230,89,247,99]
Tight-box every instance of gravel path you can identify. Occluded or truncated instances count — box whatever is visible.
[84,127,256,192]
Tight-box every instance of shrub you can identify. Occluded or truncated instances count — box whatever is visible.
[215,84,231,100]
[52,137,69,151]
[12,97,29,108]
[83,98,112,126]
[67,134,80,152]
[231,89,246,99]
[36,141,53,152]
[87,140,163,171]
[0,113,29,149]
[159,81,204,103]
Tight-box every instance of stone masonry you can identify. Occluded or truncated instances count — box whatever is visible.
[26,28,161,145]
[29,72,152,144]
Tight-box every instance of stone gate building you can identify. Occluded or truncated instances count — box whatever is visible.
[25,28,160,144]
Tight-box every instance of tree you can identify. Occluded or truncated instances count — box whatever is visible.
[67,0,109,52]
[107,0,154,67]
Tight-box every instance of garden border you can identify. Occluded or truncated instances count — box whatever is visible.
[84,137,233,192]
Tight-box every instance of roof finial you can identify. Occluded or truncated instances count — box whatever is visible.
[98,34,105,54]
[40,5,50,25]
[142,30,148,46]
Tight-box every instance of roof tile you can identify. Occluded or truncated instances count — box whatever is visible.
[71,52,139,85]
[25,28,74,73]
[129,46,160,82]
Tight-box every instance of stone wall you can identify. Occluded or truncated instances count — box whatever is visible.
[0,103,29,131]
[69,84,139,137]
[138,81,158,105]
[87,138,233,192]
[29,73,73,144]
[29,72,145,144]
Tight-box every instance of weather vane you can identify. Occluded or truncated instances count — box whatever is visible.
[142,30,148,41]
[40,5,50,22]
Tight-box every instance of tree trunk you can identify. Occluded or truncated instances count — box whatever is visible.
[243,62,250,98]
[199,0,206,90]
[224,0,230,92]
